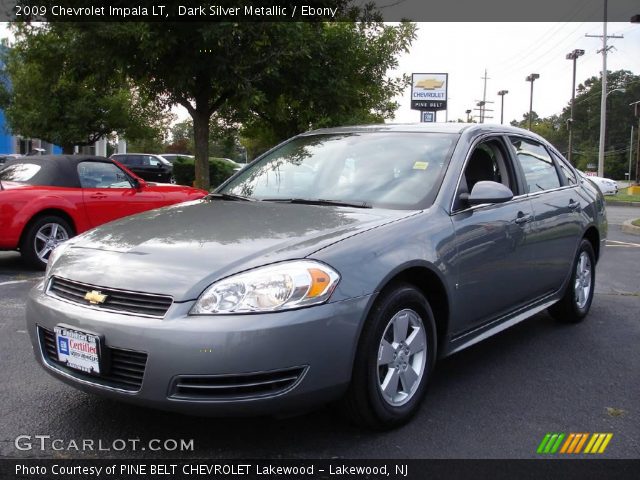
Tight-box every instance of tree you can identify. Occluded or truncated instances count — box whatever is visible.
[0,24,169,153]
[29,1,414,188]
[237,21,416,155]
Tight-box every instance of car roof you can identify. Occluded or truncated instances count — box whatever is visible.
[302,122,540,137]
[1,155,114,187]
[111,153,159,156]
[4,154,111,166]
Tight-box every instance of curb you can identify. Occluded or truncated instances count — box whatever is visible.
[606,200,640,207]
[621,219,640,236]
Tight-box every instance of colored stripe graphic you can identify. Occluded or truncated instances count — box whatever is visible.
[550,434,565,453]
[585,433,614,454]
[537,434,552,454]
[537,433,565,454]
[573,433,589,454]
[560,433,575,453]
[538,433,613,454]
[598,434,613,453]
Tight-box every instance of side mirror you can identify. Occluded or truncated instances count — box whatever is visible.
[133,178,147,191]
[461,181,514,206]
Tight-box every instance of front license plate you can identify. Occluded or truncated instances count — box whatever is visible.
[54,326,101,375]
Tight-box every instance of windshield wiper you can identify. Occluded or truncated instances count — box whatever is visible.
[262,198,372,209]
[206,192,255,202]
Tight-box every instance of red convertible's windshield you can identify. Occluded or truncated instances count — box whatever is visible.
[220,132,458,210]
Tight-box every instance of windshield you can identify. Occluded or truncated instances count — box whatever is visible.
[219,132,457,209]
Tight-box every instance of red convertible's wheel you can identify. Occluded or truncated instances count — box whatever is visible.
[20,215,74,270]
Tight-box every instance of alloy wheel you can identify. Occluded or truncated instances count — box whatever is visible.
[34,223,69,262]
[574,251,592,309]
[377,308,427,406]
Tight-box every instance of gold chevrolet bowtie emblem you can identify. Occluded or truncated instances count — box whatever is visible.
[416,79,444,90]
[84,290,107,305]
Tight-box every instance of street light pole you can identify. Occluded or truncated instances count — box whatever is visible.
[566,49,584,165]
[497,90,508,124]
[526,74,540,130]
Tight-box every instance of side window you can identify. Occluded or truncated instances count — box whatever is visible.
[454,138,515,211]
[147,156,161,167]
[510,137,561,193]
[552,152,578,185]
[77,162,132,189]
[125,155,143,166]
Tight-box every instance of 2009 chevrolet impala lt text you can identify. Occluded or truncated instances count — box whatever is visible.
[26,123,607,429]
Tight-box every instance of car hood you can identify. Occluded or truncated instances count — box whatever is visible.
[52,199,414,301]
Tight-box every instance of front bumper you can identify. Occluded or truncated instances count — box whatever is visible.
[26,281,372,416]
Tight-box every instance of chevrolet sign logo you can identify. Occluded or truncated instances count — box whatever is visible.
[416,79,444,90]
[84,290,107,305]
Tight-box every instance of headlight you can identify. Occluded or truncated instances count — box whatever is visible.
[45,242,70,279]
[190,260,340,315]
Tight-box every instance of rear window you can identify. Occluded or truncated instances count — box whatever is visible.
[0,163,42,183]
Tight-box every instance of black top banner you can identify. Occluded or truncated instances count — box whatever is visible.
[1,0,639,22]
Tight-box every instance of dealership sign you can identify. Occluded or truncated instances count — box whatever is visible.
[411,73,448,111]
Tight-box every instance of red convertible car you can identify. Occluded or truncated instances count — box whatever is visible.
[0,155,207,269]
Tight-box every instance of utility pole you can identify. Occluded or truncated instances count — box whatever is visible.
[474,101,494,123]
[526,74,540,130]
[586,0,623,177]
[482,69,489,112]
[474,70,494,123]
[632,100,640,184]
[566,49,585,165]
[629,125,634,186]
[497,90,508,124]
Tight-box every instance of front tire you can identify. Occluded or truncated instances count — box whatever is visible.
[341,283,437,429]
[20,215,74,270]
[548,239,596,323]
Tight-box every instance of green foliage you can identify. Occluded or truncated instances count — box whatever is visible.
[34,9,414,187]
[237,21,417,154]
[0,23,171,153]
[172,157,235,189]
[127,135,166,154]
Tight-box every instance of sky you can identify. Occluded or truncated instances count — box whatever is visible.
[390,22,640,125]
[1,20,639,127]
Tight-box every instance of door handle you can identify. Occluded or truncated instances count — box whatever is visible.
[514,212,533,225]
[90,192,107,199]
[568,200,581,210]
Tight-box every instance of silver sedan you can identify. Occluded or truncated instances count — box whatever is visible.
[27,123,606,429]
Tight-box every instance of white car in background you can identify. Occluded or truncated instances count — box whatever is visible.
[580,172,619,196]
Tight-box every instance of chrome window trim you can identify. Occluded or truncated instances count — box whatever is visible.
[450,182,580,217]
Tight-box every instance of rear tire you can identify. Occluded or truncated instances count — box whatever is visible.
[548,239,595,323]
[20,215,74,270]
[341,283,437,430]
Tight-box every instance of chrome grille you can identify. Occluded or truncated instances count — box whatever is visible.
[48,276,172,318]
[39,326,147,391]
[170,367,307,400]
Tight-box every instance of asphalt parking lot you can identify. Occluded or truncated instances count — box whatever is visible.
[1,205,638,460]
